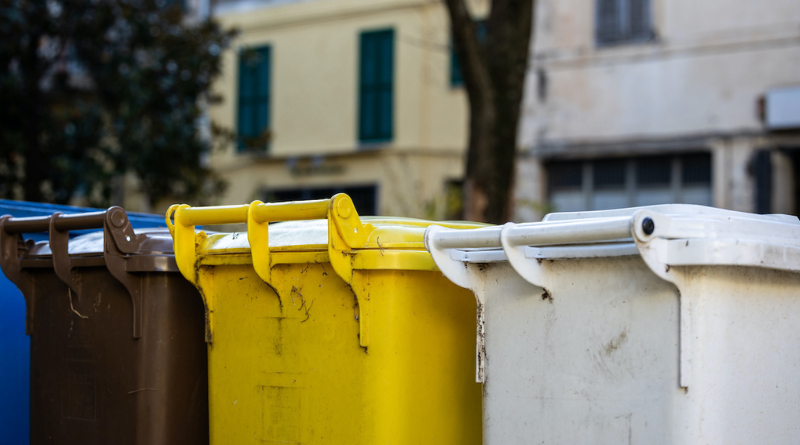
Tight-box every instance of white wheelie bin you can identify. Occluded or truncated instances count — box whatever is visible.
[424,204,800,445]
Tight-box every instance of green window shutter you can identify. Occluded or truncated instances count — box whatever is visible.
[359,29,394,143]
[237,45,271,152]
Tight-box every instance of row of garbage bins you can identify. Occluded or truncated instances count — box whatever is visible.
[2,194,799,444]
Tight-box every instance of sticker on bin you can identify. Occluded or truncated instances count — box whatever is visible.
[424,204,800,445]
[166,194,485,445]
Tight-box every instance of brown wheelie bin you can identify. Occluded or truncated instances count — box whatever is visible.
[0,207,208,445]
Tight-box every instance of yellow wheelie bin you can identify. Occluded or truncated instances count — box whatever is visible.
[166,194,483,445]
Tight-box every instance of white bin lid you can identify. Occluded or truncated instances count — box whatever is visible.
[425,204,800,290]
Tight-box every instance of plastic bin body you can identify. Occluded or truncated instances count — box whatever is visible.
[0,200,167,445]
[425,204,800,445]
[168,195,483,445]
[0,209,208,445]
[0,271,30,444]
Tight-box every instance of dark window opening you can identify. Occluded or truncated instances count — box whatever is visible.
[594,159,626,189]
[636,155,671,186]
[266,185,378,216]
[548,161,583,190]
[753,150,772,214]
[792,150,800,218]
[596,0,653,46]
[682,153,712,185]
[547,153,713,212]
[444,179,464,220]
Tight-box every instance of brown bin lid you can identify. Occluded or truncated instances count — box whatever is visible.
[0,207,182,338]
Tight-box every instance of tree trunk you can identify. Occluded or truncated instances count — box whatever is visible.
[446,0,534,223]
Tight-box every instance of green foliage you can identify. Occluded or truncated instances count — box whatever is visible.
[0,0,237,206]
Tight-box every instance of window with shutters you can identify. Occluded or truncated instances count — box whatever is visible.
[596,0,653,46]
[237,46,271,152]
[359,29,394,143]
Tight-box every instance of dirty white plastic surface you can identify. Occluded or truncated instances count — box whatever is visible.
[424,204,800,445]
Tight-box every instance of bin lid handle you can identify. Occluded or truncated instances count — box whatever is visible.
[0,208,146,338]
[168,194,375,347]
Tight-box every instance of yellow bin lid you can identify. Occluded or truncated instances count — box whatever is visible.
[166,194,486,347]
[166,194,486,288]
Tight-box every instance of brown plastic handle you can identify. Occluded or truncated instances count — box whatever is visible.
[2,208,141,255]
[0,207,147,339]
[1,211,107,234]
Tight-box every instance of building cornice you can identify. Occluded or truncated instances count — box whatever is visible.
[528,129,800,159]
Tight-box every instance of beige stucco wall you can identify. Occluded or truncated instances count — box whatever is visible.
[206,0,490,217]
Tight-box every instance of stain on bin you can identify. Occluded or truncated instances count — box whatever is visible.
[603,330,628,356]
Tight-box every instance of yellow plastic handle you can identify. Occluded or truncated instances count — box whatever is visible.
[166,194,375,347]
[174,199,331,227]
[175,204,250,227]
[246,198,334,293]
[251,199,330,223]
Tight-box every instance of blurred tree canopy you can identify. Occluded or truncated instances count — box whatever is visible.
[0,0,236,207]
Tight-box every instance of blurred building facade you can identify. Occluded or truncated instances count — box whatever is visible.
[206,0,800,220]
[206,0,487,217]
[515,0,800,220]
